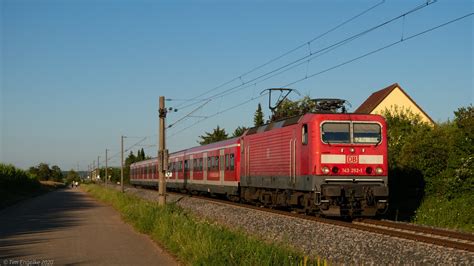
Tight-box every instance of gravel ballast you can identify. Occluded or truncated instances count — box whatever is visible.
[108,185,474,264]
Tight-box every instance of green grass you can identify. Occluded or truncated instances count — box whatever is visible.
[84,185,320,266]
[413,193,474,233]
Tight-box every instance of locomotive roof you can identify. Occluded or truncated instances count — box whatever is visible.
[246,115,303,135]
[245,112,384,136]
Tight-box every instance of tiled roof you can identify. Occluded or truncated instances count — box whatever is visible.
[354,83,399,114]
[354,83,435,124]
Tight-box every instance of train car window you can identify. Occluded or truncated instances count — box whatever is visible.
[353,123,381,144]
[184,160,189,171]
[230,153,235,170]
[199,158,203,171]
[322,122,350,143]
[225,154,230,170]
[207,157,211,171]
[302,124,308,145]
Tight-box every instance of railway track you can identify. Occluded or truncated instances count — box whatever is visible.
[173,192,474,253]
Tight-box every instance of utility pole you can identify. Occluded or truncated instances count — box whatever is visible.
[93,161,95,183]
[105,149,108,187]
[97,156,100,181]
[121,135,125,193]
[158,96,168,206]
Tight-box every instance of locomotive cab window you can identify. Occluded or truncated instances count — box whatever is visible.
[302,124,308,145]
[353,123,381,144]
[322,122,350,143]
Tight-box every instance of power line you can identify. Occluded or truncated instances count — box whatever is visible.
[168,93,269,139]
[283,12,473,88]
[172,0,386,110]
[167,12,472,139]
[168,0,437,128]
[173,0,436,113]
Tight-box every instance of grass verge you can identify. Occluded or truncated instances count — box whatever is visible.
[83,184,316,265]
[413,193,474,233]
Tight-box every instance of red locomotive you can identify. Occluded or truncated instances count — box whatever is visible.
[131,99,388,217]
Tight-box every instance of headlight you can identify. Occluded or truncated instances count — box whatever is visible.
[322,166,330,174]
[375,167,383,174]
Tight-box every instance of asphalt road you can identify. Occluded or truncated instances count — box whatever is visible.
[0,188,177,265]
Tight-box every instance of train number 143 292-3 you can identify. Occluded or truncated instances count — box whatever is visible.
[341,168,364,174]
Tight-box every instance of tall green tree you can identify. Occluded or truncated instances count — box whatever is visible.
[28,163,53,181]
[123,151,137,184]
[50,165,63,182]
[254,103,265,126]
[137,148,145,161]
[66,169,80,183]
[232,126,248,137]
[198,126,228,145]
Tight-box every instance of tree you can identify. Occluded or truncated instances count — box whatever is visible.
[50,165,63,182]
[137,148,145,161]
[254,103,265,126]
[198,125,228,145]
[232,126,248,137]
[272,96,316,121]
[28,163,53,181]
[66,169,80,183]
[381,107,431,168]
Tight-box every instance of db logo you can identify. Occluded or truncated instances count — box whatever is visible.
[346,155,358,164]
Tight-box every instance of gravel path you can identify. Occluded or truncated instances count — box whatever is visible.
[109,185,474,264]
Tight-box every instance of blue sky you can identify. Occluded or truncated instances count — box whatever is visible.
[1,0,472,170]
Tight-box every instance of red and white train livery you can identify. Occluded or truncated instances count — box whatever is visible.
[130,111,388,217]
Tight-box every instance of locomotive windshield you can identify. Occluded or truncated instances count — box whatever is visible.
[321,122,381,144]
[353,123,381,144]
[321,122,350,143]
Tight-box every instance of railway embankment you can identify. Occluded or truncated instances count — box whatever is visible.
[89,184,474,264]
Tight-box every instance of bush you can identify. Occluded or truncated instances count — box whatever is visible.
[382,105,473,227]
[0,163,41,207]
[413,193,474,233]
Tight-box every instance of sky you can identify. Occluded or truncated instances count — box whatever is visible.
[1,0,473,170]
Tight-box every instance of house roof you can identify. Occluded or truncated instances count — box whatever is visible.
[354,83,435,124]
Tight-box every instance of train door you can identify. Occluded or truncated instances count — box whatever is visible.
[301,123,309,176]
[190,155,194,181]
[243,140,251,185]
[203,152,207,184]
[290,129,297,186]
[219,149,225,185]
[184,158,189,188]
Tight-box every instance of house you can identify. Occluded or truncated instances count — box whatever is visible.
[354,83,434,125]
